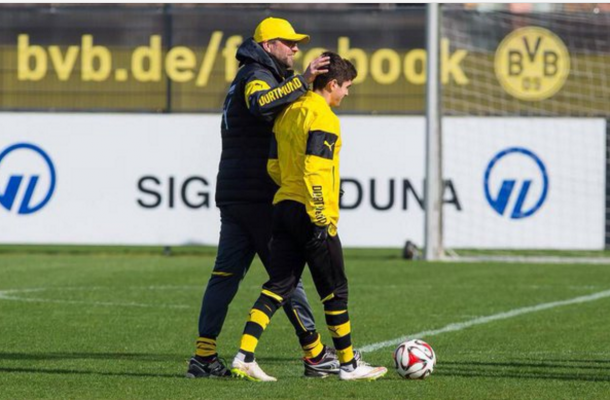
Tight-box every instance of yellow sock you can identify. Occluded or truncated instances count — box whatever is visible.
[195,337,217,358]
[302,334,324,359]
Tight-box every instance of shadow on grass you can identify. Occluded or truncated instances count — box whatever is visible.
[0,366,181,379]
[438,370,610,383]
[0,352,295,363]
[0,352,300,380]
[443,359,610,371]
[539,358,610,365]
[440,359,610,382]
[0,352,184,362]
[0,352,187,378]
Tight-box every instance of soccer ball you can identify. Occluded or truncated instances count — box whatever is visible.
[393,339,436,379]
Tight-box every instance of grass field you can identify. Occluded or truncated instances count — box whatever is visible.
[1,246,609,399]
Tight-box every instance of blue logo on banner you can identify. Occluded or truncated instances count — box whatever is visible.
[484,147,548,219]
[0,143,56,215]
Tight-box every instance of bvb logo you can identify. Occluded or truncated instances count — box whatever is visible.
[494,26,570,101]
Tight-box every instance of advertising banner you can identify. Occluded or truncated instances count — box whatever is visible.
[0,6,607,115]
[0,114,222,245]
[442,118,606,249]
[0,114,605,249]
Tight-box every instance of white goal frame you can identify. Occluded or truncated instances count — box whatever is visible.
[424,3,443,261]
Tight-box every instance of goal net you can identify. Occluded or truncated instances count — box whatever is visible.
[437,5,609,255]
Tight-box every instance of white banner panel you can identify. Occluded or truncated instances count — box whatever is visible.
[338,116,426,247]
[443,118,606,249]
[0,114,605,249]
[0,114,222,245]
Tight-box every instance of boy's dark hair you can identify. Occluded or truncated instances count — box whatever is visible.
[312,51,357,91]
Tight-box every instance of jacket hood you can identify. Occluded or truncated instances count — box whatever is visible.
[236,37,285,80]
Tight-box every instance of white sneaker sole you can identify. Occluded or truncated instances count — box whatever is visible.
[231,367,277,382]
[340,368,388,381]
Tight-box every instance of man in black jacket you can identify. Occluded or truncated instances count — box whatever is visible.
[187,17,341,379]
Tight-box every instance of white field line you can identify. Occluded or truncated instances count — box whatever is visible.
[360,289,610,353]
[0,287,191,309]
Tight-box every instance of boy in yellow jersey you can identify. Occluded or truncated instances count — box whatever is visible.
[231,52,387,382]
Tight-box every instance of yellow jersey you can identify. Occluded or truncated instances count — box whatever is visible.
[268,91,342,233]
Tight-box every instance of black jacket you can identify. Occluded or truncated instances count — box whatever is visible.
[215,37,308,206]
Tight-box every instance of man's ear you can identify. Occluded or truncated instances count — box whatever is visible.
[260,41,271,52]
[326,79,338,92]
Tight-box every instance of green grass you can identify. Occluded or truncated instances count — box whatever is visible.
[1,246,610,399]
[451,248,610,258]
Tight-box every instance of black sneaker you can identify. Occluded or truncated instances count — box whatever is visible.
[186,355,231,378]
[303,347,363,378]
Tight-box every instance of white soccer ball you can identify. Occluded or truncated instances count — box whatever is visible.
[393,339,437,379]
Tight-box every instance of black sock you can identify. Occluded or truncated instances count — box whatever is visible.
[340,358,357,371]
[239,350,255,363]
[195,354,217,363]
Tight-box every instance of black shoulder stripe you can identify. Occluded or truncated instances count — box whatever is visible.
[306,130,338,160]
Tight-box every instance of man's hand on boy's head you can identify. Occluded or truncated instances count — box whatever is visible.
[303,55,330,84]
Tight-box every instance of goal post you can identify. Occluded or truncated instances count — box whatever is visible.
[424,3,443,261]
